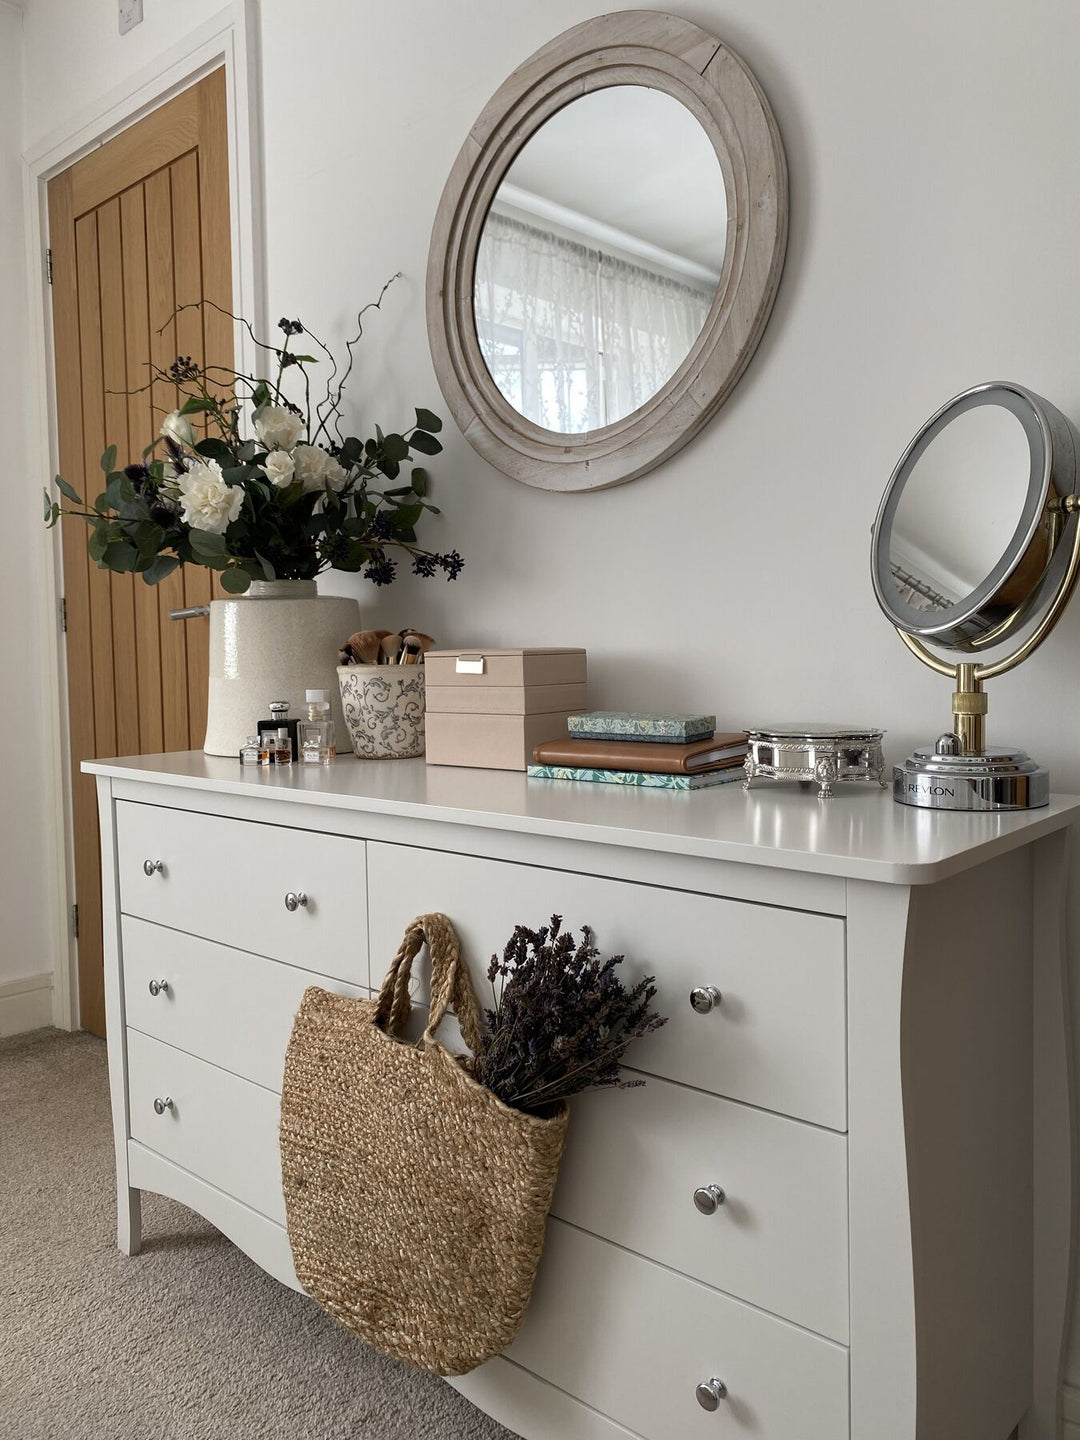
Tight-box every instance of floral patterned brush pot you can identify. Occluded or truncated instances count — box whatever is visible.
[338,665,426,758]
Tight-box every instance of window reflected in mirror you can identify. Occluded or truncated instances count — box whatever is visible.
[888,404,1033,613]
[473,86,727,434]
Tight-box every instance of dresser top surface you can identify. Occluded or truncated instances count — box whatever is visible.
[84,752,1080,885]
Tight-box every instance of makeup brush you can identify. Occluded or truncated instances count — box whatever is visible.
[399,631,435,664]
[380,633,403,664]
[340,629,392,666]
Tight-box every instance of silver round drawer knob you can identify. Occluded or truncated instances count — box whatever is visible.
[284,891,309,912]
[690,985,722,1014]
[153,1096,174,1115]
[696,1378,728,1411]
[143,859,164,877]
[147,978,170,997]
[693,1184,726,1215]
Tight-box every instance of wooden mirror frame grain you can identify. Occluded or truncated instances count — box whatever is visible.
[426,11,788,493]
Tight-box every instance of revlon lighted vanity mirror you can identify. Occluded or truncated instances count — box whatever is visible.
[426,11,787,491]
[871,381,1080,810]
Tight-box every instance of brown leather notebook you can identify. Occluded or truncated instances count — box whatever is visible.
[533,733,748,774]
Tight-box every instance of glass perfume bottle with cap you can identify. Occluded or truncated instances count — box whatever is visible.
[258,701,300,762]
[300,690,335,766]
[239,735,260,767]
[274,728,293,766]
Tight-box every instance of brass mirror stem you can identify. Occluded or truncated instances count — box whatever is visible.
[952,663,986,755]
[896,504,1080,757]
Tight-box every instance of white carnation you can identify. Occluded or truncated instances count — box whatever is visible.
[160,410,196,448]
[264,449,296,489]
[293,443,346,493]
[178,460,244,535]
[254,403,304,452]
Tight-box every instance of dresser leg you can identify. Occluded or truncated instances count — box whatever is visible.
[118,1186,142,1256]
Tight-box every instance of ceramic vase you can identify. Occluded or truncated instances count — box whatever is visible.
[337,664,426,759]
[203,580,360,757]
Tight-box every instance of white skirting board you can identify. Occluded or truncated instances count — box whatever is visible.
[0,972,52,1037]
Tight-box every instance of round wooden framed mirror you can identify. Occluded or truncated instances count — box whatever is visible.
[426,11,788,492]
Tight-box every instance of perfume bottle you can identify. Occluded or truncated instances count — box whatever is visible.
[239,735,260,767]
[300,690,335,766]
[274,727,293,766]
[258,732,275,766]
[258,701,300,762]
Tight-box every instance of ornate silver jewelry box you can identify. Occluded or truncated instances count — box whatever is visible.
[744,726,887,799]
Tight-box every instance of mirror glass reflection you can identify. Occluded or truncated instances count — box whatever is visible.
[888,403,1033,613]
[473,85,727,434]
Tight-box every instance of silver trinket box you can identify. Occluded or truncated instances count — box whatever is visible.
[744,725,887,799]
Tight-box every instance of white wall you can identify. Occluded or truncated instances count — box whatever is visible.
[15,0,1080,1391]
[0,0,52,1030]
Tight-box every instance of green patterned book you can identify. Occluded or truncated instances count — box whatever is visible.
[527,764,744,790]
[567,711,716,743]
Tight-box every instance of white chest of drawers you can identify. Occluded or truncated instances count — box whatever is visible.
[85,752,1080,1440]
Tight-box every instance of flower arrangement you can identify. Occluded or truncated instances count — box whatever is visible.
[44,282,462,594]
[474,916,668,1118]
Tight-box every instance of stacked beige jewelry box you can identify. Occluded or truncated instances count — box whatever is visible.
[425,648,587,769]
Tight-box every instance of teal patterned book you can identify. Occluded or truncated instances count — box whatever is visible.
[567,711,716,743]
[527,764,743,790]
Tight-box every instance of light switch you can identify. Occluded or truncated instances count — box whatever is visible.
[119,0,143,35]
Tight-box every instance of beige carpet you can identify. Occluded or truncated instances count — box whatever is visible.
[0,1028,519,1440]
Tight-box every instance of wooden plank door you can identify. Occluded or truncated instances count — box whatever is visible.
[49,70,233,1037]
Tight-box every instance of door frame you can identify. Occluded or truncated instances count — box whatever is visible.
[22,1,264,1030]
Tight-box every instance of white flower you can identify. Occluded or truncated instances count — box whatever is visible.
[254,403,303,452]
[293,443,346,493]
[178,460,243,534]
[160,410,196,449]
[263,449,296,489]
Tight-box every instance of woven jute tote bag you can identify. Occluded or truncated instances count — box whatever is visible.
[279,912,569,1375]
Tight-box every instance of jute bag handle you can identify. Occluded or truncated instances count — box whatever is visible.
[372,913,485,1057]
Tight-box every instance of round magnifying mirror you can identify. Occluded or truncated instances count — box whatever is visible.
[871,381,1080,811]
[872,383,1077,650]
[473,85,728,435]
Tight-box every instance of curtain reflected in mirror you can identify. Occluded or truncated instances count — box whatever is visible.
[886,403,1034,614]
[472,85,727,435]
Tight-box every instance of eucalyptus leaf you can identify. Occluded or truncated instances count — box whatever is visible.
[255,550,277,581]
[100,445,117,475]
[220,566,252,594]
[188,529,229,558]
[142,554,180,586]
[195,437,235,464]
[408,430,442,456]
[381,432,410,462]
[376,457,400,480]
[101,540,139,573]
[179,396,215,415]
[411,468,428,497]
[55,474,83,504]
[391,502,424,531]
[414,408,443,434]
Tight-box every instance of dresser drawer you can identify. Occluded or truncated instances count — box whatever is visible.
[126,1029,285,1225]
[553,1074,849,1342]
[367,845,846,1129]
[116,801,367,983]
[508,1221,849,1440]
[122,918,367,1093]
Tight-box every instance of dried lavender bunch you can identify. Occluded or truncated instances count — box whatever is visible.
[474,916,667,1118]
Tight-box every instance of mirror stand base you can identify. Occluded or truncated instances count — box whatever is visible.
[893,744,1049,811]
